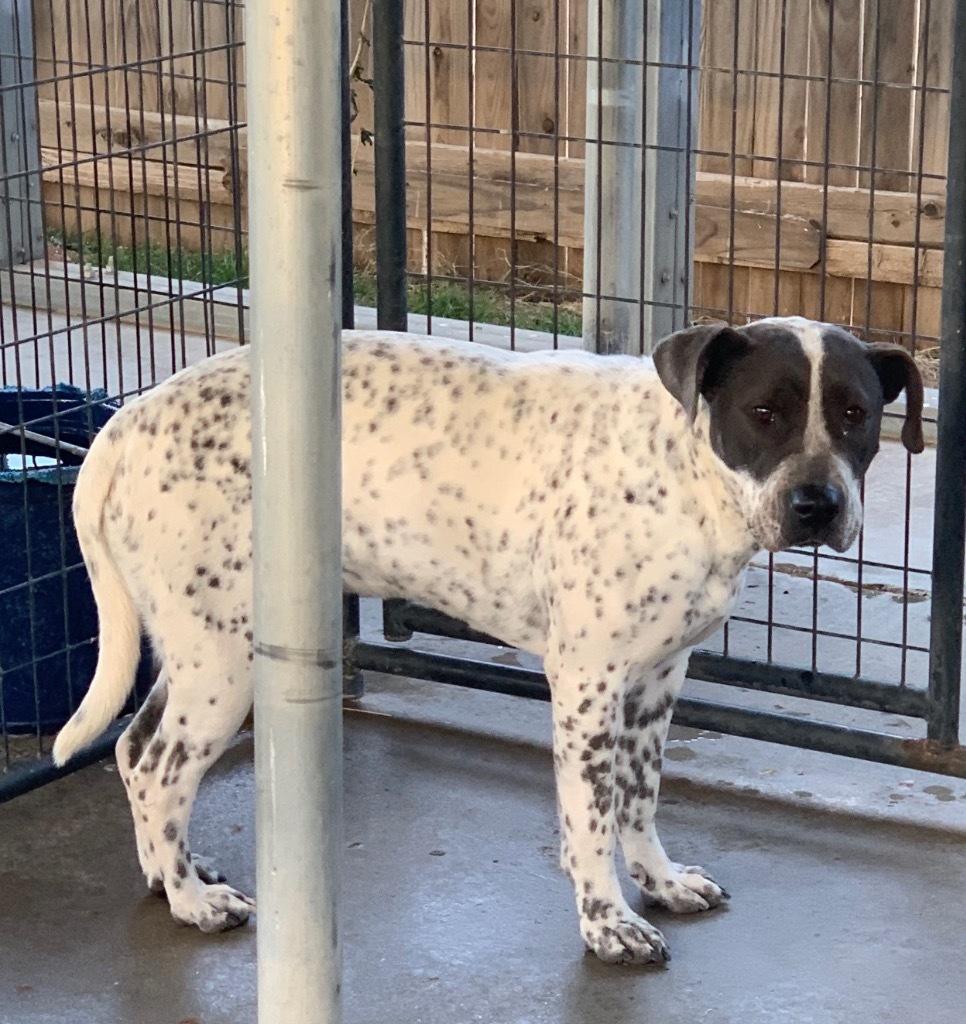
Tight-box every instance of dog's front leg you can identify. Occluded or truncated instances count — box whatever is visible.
[547,653,670,965]
[617,652,729,914]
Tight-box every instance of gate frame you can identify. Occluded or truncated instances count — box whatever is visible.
[342,0,966,780]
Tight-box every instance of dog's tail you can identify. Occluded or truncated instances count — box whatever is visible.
[52,424,142,766]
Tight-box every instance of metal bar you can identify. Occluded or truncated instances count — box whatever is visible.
[379,599,930,718]
[582,0,644,354]
[340,0,363,701]
[0,0,44,269]
[582,0,701,355]
[372,0,408,332]
[0,423,89,460]
[643,0,702,343]
[927,0,966,747]
[350,641,966,778]
[0,719,127,804]
[246,0,344,1018]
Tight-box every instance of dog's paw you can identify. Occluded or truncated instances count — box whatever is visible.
[581,912,670,965]
[632,862,729,914]
[170,883,255,933]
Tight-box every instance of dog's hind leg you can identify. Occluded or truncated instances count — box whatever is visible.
[123,640,254,933]
[116,670,170,893]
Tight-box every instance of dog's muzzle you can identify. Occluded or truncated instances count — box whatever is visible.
[785,482,845,547]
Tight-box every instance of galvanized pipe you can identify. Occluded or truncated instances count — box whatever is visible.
[351,640,966,778]
[246,0,344,1020]
[380,598,930,718]
[582,0,701,355]
[928,0,966,747]
[582,0,644,354]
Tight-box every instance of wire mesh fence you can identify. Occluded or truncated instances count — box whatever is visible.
[0,0,963,786]
[0,0,247,780]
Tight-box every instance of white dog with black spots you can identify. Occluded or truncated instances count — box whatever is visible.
[54,317,923,964]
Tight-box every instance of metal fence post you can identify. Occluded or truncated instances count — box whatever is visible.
[0,0,44,269]
[928,0,966,748]
[246,0,344,1020]
[342,0,364,699]
[372,0,408,332]
[582,0,700,355]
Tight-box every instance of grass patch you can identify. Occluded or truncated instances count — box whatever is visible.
[48,233,583,338]
[49,232,248,288]
[353,275,581,336]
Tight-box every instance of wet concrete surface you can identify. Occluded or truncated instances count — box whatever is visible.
[3,677,966,1024]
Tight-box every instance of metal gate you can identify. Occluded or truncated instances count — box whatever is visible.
[344,0,966,778]
[1,0,965,801]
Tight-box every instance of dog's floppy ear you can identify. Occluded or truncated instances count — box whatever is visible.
[652,322,750,421]
[866,344,925,454]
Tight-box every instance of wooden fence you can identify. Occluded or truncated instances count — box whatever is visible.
[32,0,953,347]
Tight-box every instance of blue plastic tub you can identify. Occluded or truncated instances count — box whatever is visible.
[0,385,150,734]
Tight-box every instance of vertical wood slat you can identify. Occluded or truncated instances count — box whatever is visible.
[915,0,953,182]
[698,0,758,175]
[402,0,426,142]
[475,0,512,151]
[751,0,810,181]
[566,0,587,158]
[807,0,863,187]
[860,0,916,192]
[515,0,559,156]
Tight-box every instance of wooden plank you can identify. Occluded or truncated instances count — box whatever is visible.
[32,0,114,109]
[113,0,161,114]
[426,0,472,145]
[800,270,855,327]
[851,278,907,344]
[915,0,953,184]
[349,143,820,267]
[42,104,945,252]
[824,239,944,288]
[159,0,241,122]
[475,0,513,152]
[515,0,561,156]
[743,266,781,318]
[807,0,863,187]
[751,0,810,181]
[698,0,758,175]
[902,283,942,347]
[41,146,233,207]
[860,0,915,192]
[693,205,821,270]
[566,0,587,158]
[698,171,946,247]
[37,99,239,193]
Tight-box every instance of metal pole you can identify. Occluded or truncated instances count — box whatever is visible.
[927,0,966,747]
[0,0,44,269]
[341,0,365,698]
[582,0,644,354]
[246,0,343,1020]
[643,0,701,344]
[372,0,408,331]
[582,0,700,355]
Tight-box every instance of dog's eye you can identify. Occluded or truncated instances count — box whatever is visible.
[751,405,776,427]
[844,405,867,427]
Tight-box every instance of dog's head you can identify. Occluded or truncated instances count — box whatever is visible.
[653,316,924,553]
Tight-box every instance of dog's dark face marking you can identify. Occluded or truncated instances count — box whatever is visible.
[654,316,924,552]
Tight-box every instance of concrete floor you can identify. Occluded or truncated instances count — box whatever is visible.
[3,674,966,1024]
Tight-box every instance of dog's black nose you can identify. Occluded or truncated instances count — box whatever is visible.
[789,484,843,531]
